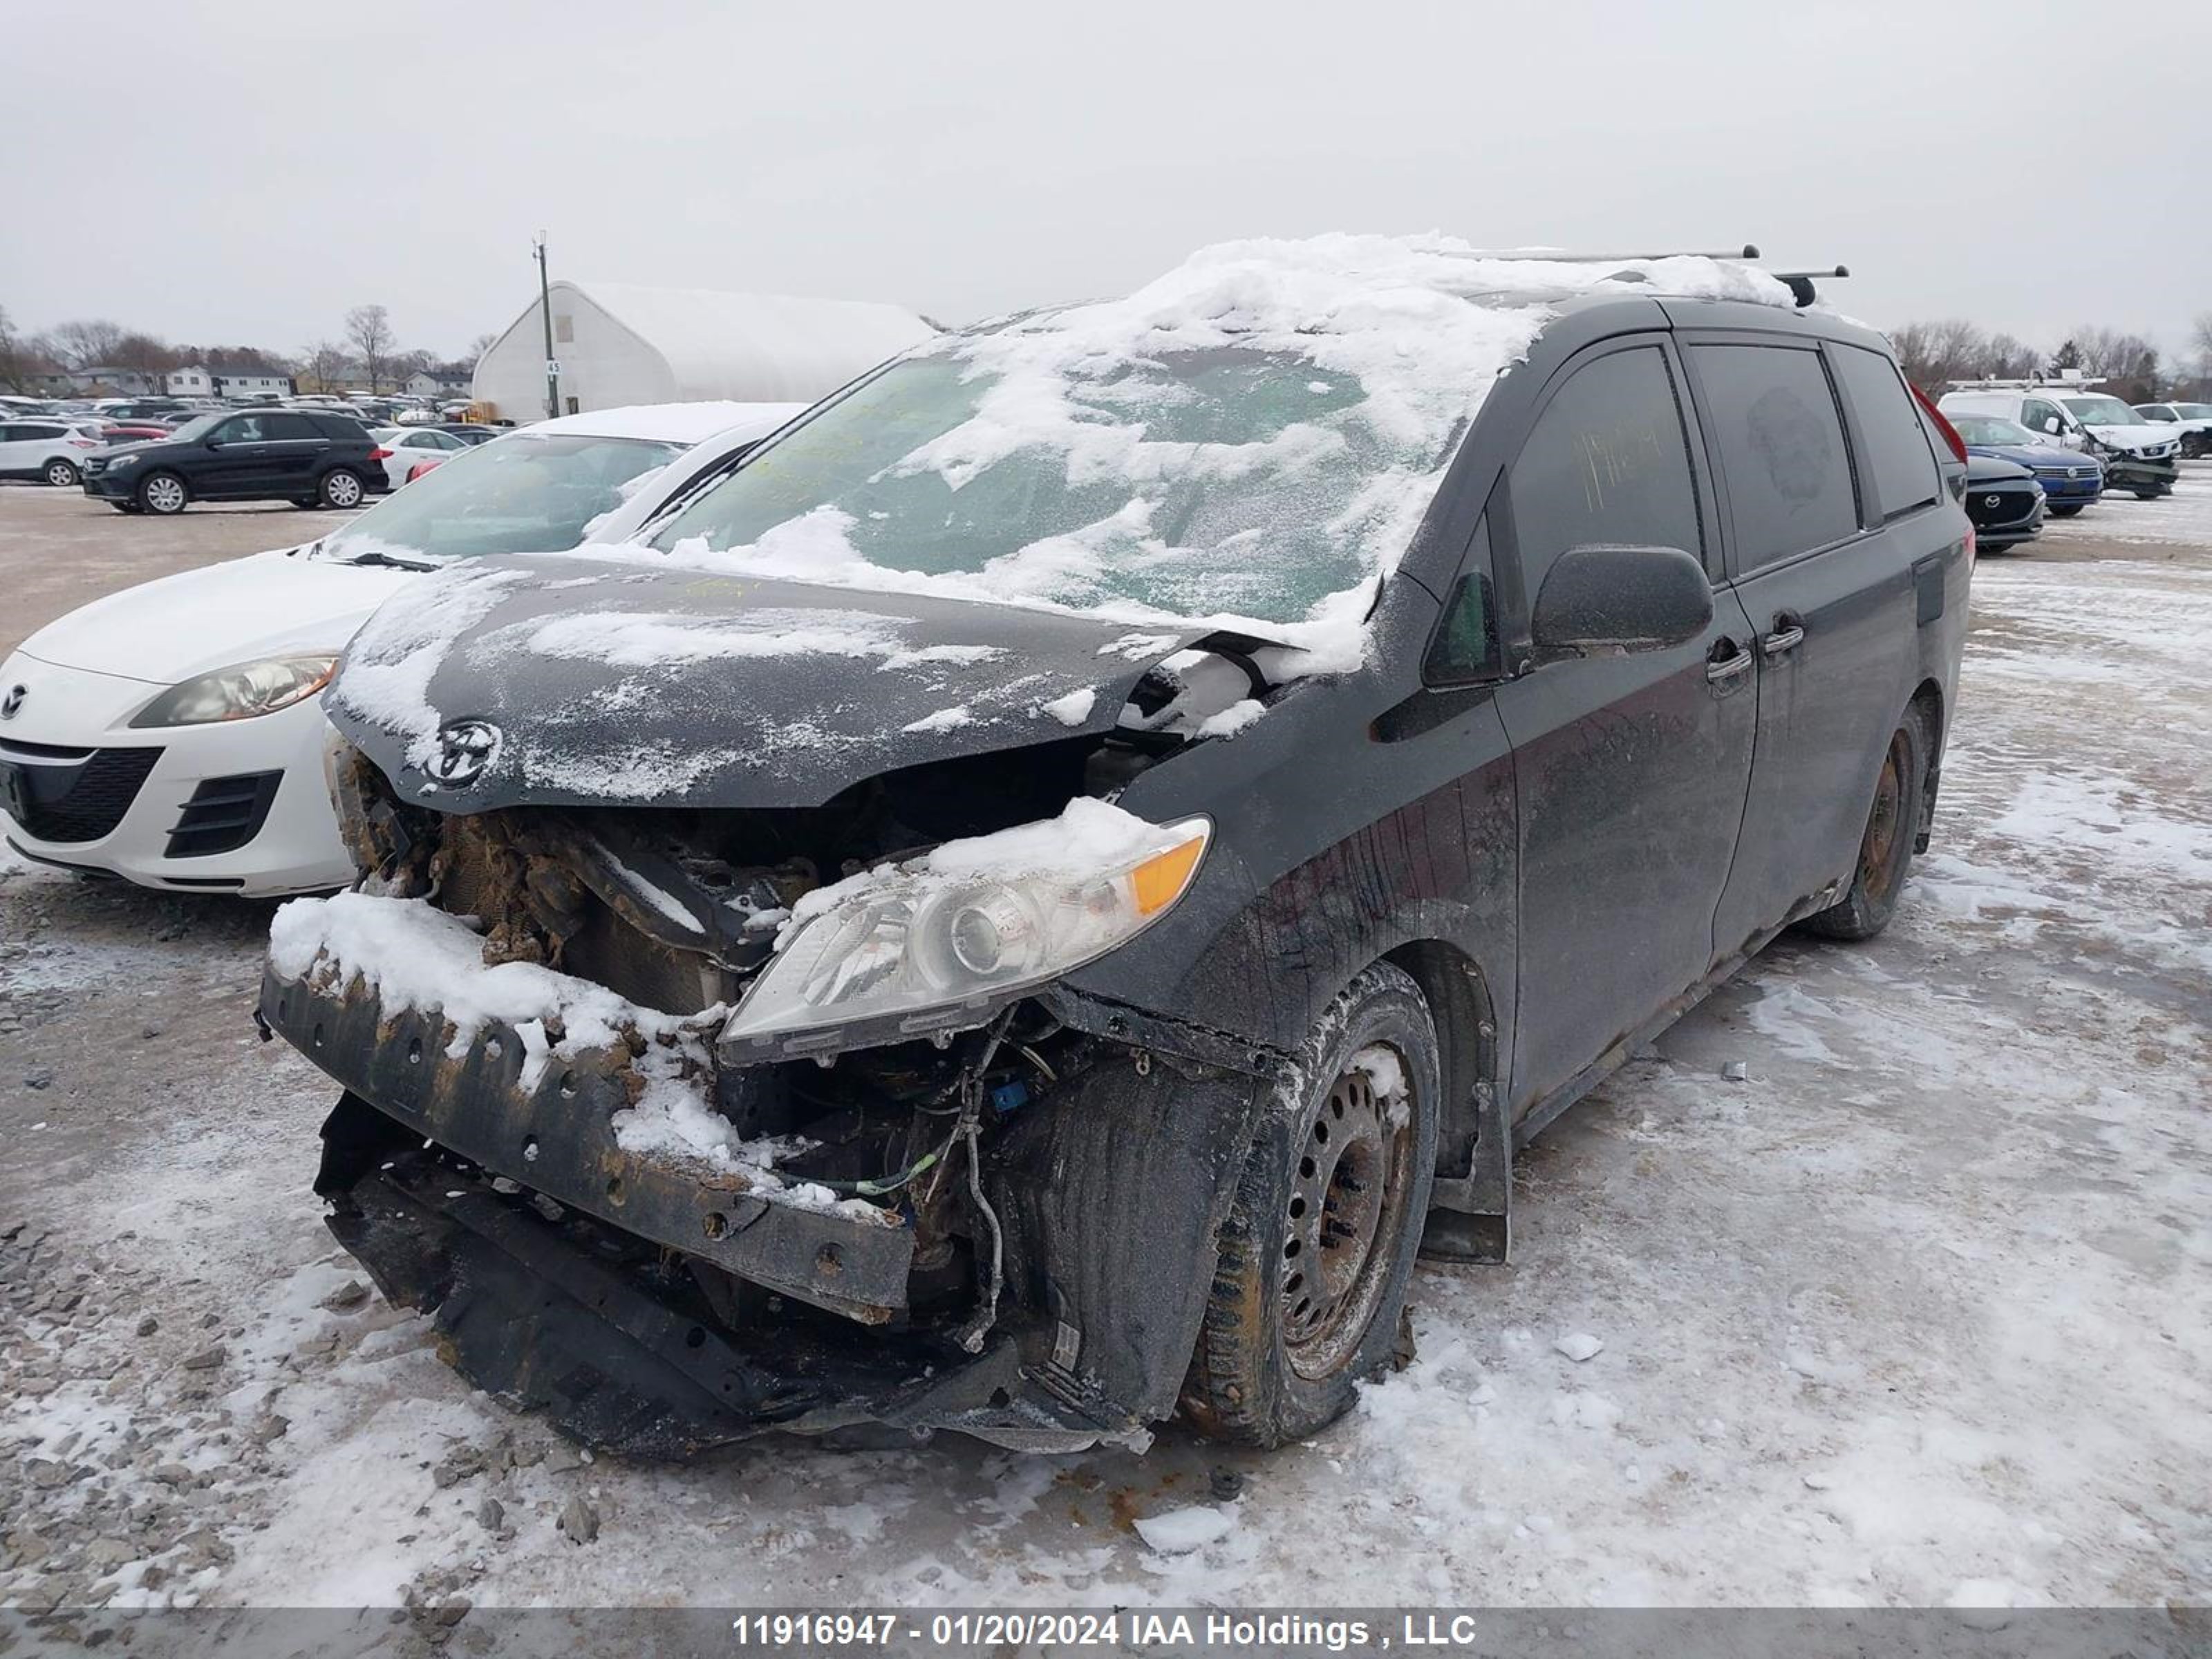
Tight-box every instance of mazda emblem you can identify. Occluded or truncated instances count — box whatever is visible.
[0,685,22,720]
[1983,495,2002,509]
[429,718,501,787]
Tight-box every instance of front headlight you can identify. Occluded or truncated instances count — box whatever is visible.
[129,655,337,728]
[722,807,1212,1044]
[106,451,142,467]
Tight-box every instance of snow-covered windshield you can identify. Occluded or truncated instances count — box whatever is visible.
[320,432,684,563]
[1953,415,2034,446]
[2061,396,2146,427]
[650,347,1409,625]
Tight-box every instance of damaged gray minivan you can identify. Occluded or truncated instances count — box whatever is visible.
[261,237,1971,1454]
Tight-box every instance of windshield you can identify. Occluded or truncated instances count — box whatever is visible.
[1953,415,2034,446]
[2061,396,2145,426]
[320,431,684,563]
[648,339,1453,627]
[165,413,225,442]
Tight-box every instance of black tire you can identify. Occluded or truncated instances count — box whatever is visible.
[1183,962,1440,1447]
[111,502,138,514]
[290,497,318,509]
[318,468,366,509]
[136,471,189,515]
[2048,504,2085,518]
[1799,701,1934,942]
[2132,489,2162,501]
[43,458,82,488]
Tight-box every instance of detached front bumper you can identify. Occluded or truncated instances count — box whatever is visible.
[259,961,1150,1456]
[2101,453,2180,492]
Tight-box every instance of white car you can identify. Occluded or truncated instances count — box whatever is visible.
[1939,386,2182,499]
[0,418,106,488]
[2135,401,2212,458]
[0,401,800,895]
[370,424,471,489]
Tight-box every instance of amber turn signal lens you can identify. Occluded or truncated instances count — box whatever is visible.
[1132,835,1206,917]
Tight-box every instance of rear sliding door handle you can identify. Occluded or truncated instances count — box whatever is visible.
[1705,641,1754,684]
[1760,623,1806,658]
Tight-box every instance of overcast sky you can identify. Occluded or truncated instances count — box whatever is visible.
[8,1,2209,364]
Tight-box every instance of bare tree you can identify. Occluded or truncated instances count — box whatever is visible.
[0,306,48,393]
[2063,326,2160,401]
[300,340,356,394]
[344,304,395,394]
[465,331,498,365]
[50,318,127,372]
[1891,319,1989,388]
[1980,333,2041,379]
[111,331,179,393]
[2186,312,2212,394]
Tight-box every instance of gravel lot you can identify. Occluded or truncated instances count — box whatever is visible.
[2,471,2207,1627]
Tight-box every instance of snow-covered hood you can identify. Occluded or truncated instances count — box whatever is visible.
[17,545,415,685]
[324,554,1210,813]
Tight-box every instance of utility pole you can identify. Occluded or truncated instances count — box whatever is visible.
[535,232,561,420]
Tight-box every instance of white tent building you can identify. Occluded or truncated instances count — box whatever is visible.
[471,280,936,420]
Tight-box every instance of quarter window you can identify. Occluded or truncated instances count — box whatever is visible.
[1689,344,1855,572]
[1832,346,1938,518]
[1427,516,1501,683]
[1508,345,1701,601]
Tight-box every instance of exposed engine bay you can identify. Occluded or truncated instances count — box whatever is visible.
[264,642,1280,1454]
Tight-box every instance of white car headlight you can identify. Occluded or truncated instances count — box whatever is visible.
[130,655,337,728]
[723,811,1212,1044]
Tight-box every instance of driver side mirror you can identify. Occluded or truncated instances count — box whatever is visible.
[1531,544,1714,656]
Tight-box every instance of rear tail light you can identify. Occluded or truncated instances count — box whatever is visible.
[1910,381,1969,465]
[70,438,97,448]
[1965,523,1976,567]
[368,447,392,461]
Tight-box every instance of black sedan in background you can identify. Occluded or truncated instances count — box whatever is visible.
[1964,453,2045,552]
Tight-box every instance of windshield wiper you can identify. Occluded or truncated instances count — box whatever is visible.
[344,550,435,572]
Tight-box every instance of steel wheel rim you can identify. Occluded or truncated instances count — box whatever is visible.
[1282,1051,1412,1380]
[327,474,361,507]
[1858,731,1908,899]
[146,477,183,512]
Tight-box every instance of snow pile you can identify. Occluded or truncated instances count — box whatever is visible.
[265,891,873,1216]
[628,235,1796,674]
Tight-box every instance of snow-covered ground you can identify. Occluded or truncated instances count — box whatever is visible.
[3,470,2209,1624]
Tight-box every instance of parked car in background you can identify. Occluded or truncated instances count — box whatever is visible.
[0,395,61,418]
[368,424,472,489]
[261,243,1971,1457]
[93,399,191,421]
[79,408,389,514]
[1947,412,2103,516]
[91,421,172,446]
[0,418,104,487]
[1962,453,2044,550]
[435,423,503,445]
[0,402,800,895]
[1940,388,2180,499]
[2135,401,2212,458]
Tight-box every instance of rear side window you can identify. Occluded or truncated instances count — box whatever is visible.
[312,415,368,440]
[1508,345,1701,599]
[1832,345,1938,518]
[1689,344,1855,572]
[266,413,318,440]
[2019,398,2065,440]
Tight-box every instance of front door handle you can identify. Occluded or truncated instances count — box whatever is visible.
[1705,638,1753,684]
[1761,615,1806,659]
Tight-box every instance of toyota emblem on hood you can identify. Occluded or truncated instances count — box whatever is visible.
[0,685,23,720]
[429,718,502,787]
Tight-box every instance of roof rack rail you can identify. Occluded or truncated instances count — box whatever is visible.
[1770,265,1850,308]
[1447,243,1761,263]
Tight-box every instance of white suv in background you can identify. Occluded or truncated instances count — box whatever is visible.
[0,418,104,488]
[1940,386,2182,499]
[2135,400,2212,458]
[0,401,800,895]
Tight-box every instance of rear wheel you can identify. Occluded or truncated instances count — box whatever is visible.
[2048,504,2085,518]
[1183,962,1438,1447]
[137,472,188,515]
[43,458,81,488]
[318,469,366,509]
[1799,702,1933,942]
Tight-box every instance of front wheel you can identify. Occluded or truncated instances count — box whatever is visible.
[43,459,82,488]
[1183,962,1439,1447]
[2048,504,2086,518]
[318,469,366,509]
[137,472,188,515]
[1799,703,1934,942]
[2133,489,2163,500]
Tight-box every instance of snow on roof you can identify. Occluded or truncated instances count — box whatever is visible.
[523,400,807,445]
[628,234,1803,670]
[561,281,938,404]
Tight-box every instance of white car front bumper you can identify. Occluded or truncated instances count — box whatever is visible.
[0,650,353,897]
